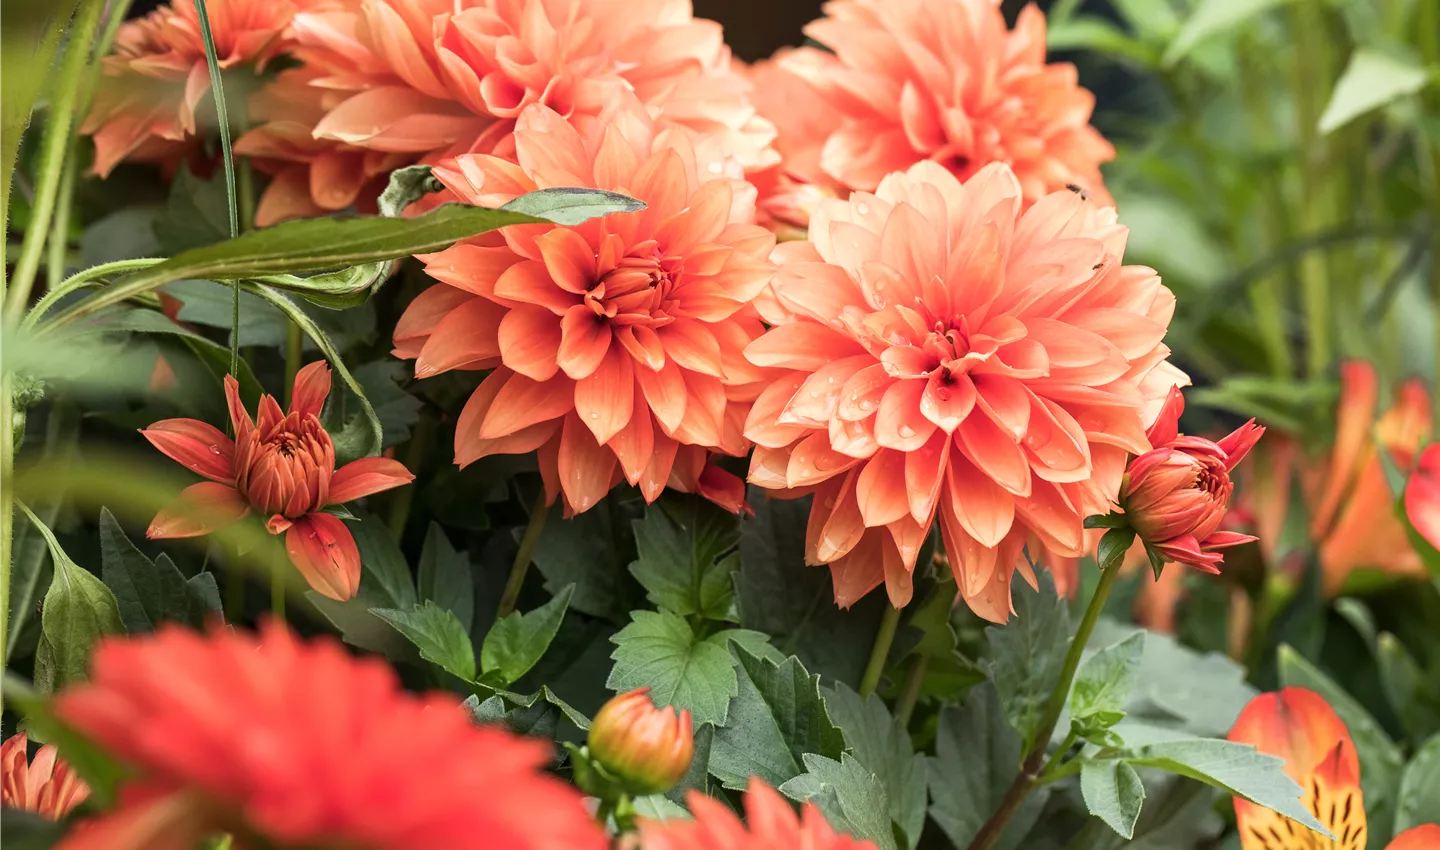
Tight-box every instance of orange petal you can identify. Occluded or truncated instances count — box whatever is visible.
[1388,825,1440,850]
[557,306,613,380]
[855,449,908,527]
[479,372,575,439]
[415,297,506,378]
[285,513,360,601]
[497,305,564,381]
[147,482,249,539]
[558,412,618,514]
[329,457,415,504]
[946,452,1015,548]
[1312,360,1379,539]
[574,347,634,445]
[140,419,235,483]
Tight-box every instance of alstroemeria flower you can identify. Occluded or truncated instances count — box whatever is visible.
[141,362,414,600]
[1228,687,1440,850]
[1405,443,1440,554]
[1,733,90,821]
[1120,386,1262,574]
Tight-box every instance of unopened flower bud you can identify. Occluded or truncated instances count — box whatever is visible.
[588,688,693,795]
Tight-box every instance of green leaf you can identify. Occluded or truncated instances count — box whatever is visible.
[480,585,574,687]
[377,165,443,217]
[1318,47,1434,134]
[24,506,125,691]
[46,189,644,328]
[823,683,926,849]
[708,646,847,789]
[633,794,693,821]
[1081,760,1146,839]
[185,571,222,615]
[466,686,591,738]
[1278,644,1404,838]
[1071,633,1145,735]
[666,723,717,805]
[7,506,57,663]
[982,570,1070,751]
[630,495,741,621]
[607,610,744,726]
[1163,0,1290,66]
[353,361,423,450]
[1125,738,1330,836]
[532,502,637,621]
[1084,514,1129,530]
[417,522,475,633]
[1047,17,1159,67]
[306,592,422,664]
[372,601,477,681]
[345,509,417,609]
[98,508,208,631]
[1395,732,1440,834]
[78,305,266,401]
[0,809,66,849]
[154,167,231,255]
[1097,528,1137,572]
[780,754,897,850]
[1377,633,1440,741]
[927,683,1049,850]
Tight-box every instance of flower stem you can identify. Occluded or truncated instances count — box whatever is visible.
[858,603,902,698]
[965,561,1123,850]
[386,414,433,539]
[0,374,16,673]
[894,653,928,726]
[271,560,286,622]
[496,486,549,619]
[284,323,303,407]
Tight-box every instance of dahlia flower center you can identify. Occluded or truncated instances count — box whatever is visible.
[237,416,334,517]
[587,246,681,326]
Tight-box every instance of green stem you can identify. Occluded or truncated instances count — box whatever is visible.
[965,561,1123,850]
[45,148,80,292]
[1037,729,1080,782]
[0,373,15,670]
[3,0,106,321]
[386,414,433,539]
[497,487,549,619]
[22,258,166,329]
[894,653,928,726]
[858,603,902,698]
[284,323,303,407]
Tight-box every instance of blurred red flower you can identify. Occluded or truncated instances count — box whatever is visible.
[636,778,877,850]
[141,361,413,600]
[54,622,607,850]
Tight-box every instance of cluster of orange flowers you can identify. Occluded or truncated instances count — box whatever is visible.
[99,0,1200,620]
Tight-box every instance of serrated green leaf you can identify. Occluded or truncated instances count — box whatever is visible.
[347,509,416,609]
[927,683,1048,850]
[416,522,474,633]
[708,646,846,789]
[464,686,588,739]
[630,496,741,620]
[607,610,742,726]
[1318,48,1433,134]
[780,754,896,850]
[1081,760,1146,839]
[982,570,1070,751]
[633,794,693,822]
[1125,739,1330,837]
[532,502,636,621]
[24,506,125,691]
[480,585,574,687]
[1072,633,1145,731]
[353,361,423,451]
[823,683,926,849]
[99,508,208,631]
[372,601,477,681]
[1395,733,1440,833]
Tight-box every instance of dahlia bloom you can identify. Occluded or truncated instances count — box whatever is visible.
[393,97,772,515]
[53,622,607,850]
[636,778,877,850]
[84,0,300,179]
[1,733,90,821]
[745,161,1185,619]
[260,0,776,221]
[1120,386,1263,574]
[588,688,694,795]
[141,362,414,600]
[755,0,1114,223]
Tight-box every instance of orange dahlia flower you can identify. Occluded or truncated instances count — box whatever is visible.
[393,97,773,515]
[755,0,1114,221]
[260,0,776,222]
[54,622,607,850]
[588,688,694,796]
[1227,687,1440,850]
[745,161,1184,619]
[141,361,414,600]
[635,778,877,850]
[1,733,90,821]
[84,0,302,178]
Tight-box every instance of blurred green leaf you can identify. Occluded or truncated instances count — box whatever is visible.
[1164,0,1291,66]
[1395,733,1440,834]
[1318,47,1434,135]
[1377,633,1440,742]
[2,674,128,806]
[23,505,125,692]
[1048,17,1159,66]
[1081,760,1146,840]
[480,585,574,687]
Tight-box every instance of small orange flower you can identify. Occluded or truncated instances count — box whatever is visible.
[588,688,694,795]
[141,362,414,600]
[635,778,878,850]
[1,733,90,821]
[1121,386,1263,573]
[753,0,1114,226]
[53,622,608,850]
[744,160,1184,619]
[392,96,771,516]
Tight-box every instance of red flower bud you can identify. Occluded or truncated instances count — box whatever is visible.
[588,688,694,795]
[1121,387,1264,573]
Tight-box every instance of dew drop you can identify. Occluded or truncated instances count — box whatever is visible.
[208,445,223,455]
[898,425,916,439]
[590,412,599,419]
[809,390,820,399]
[707,161,724,175]
[859,399,875,411]
[856,203,869,215]
[826,376,836,384]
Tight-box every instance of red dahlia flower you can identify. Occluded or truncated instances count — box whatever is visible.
[141,362,413,600]
[1,733,90,821]
[54,622,607,850]
[1121,386,1262,573]
[636,778,877,850]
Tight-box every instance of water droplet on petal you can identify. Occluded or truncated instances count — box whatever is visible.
[898,425,916,439]
[707,161,724,175]
[857,203,869,215]
[590,412,599,419]
[208,445,223,454]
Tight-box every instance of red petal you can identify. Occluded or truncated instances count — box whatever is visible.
[290,361,332,419]
[1144,384,1185,448]
[1405,445,1440,551]
[147,482,249,539]
[329,457,415,504]
[285,513,360,601]
[224,375,253,442]
[140,419,236,483]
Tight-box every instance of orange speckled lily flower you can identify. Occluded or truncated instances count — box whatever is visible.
[54,622,608,850]
[1,733,90,821]
[752,0,1114,228]
[1228,687,1440,850]
[141,362,414,600]
[744,160,1185,619]
[393,96,772,516]
[636,778,878,850]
